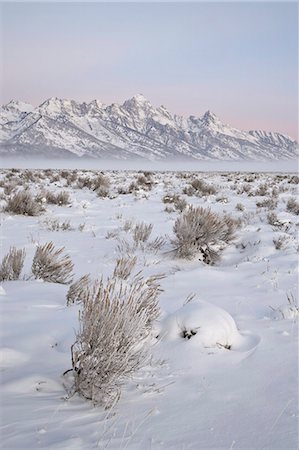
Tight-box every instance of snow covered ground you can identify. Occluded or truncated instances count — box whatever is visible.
[0,168,298,449]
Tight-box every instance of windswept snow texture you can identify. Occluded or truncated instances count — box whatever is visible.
[0,95,298,160]
[0,168,298,449]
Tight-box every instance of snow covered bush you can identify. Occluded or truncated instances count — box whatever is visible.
[113,256,137,280]
[183,178,216,197]
[163,194,187,212]
[92,173,110,191]
[4,190,44,216]
[133,222,153,245]
[286,197,299,215]
[273,235,289,250]
[69,274,162,407]
[158,300,241,350]
[173,206,237,263]
[32,242,74,284]
[45,190,71,206]
[66,274,91,305]
[0,247,26,281]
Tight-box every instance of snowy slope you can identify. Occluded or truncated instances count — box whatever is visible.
[0,95,298,160]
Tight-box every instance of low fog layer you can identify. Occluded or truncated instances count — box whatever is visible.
[1,157,297,173]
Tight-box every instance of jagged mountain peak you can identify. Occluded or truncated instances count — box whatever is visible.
[202,110,221,125]
[4,100,34,112]
[122,94,153,112]
[126,93,149,104]
[89,99,105,110]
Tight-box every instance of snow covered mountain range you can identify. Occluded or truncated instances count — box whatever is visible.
[0,95,297,160]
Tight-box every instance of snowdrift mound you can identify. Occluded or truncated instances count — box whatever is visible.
[158,300,259,352]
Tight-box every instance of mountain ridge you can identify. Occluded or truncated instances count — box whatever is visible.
[0,95,297,160]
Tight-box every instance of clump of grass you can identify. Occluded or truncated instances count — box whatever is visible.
[4,191,44,216]
[32,242,74,284]
[0,247,26,281]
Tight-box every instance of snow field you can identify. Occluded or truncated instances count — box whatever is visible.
[0,168,298,449]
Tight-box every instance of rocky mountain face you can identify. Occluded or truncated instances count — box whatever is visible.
[0,95,297,160]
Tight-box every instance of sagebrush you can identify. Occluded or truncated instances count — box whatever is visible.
[69,274,162,407]
[173,206,237,263]
[32,242,74,284]
[0,247,26,281]
[4,191,44,216]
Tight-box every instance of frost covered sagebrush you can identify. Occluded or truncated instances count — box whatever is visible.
[113,256,137,280]
[183,178,217,197]
[4,190,44,216]
[66,274,91,305]
[286,197,299,215]
[32,242,74,284]
[69,274,162,407]
[133,222,153,245]
[163,193,187,212]
[173,206,237,263]
[45,190,71,206]
[0,247,26,281]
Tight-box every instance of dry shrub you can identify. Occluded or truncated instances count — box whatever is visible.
[64,171,78,186]
[173,206,237,263]
[183,178,216,197]
[93,173,110,190]
[0,247,26,281]
[69,274,162,407]
[235,203,245,211]
[41,218,73,231]
[4,191,44,216]
[45,190,71,206]
[133,222,153,244]
[95,186,109,198]
[288,175,299,185]
[77,176,93,190]
[136,174,153,190]
[113,256,137,280]
[163,194,187,212]
[237,183,252,195]
[93,174,110,197]
[4,182,18,196]
[123,219,134,232]
[254,183,269,196]
[32,242,74,284]
[256,197,278,210]
[66,274,91,305]
[286,197,299,215]
[273,235,289,250]
[146,236,166,253]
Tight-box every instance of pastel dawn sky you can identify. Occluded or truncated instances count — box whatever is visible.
[1,1,298,139]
